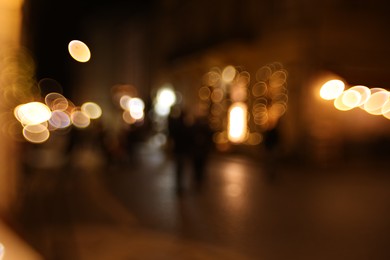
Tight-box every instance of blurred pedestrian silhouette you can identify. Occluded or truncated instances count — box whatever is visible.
[263,122,281,182]
[168,105,213,193]
[189,115,213,189]
[168,107,191,193]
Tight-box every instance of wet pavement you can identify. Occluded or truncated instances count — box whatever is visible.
[12,141,390,260]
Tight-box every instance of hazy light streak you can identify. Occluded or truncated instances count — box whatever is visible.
[228,102,248,143]
[320,79,345,100]
[68,40,91,62]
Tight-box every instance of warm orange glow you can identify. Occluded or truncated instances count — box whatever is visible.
[122,110,136,124]
[269,70,287,88]
[363,89,390,115]
[222,65,236,83]
[222,162,246,201]
[320,79,345,100]
[81,102,102,119]
[252,82,267,97]
[68,40,91,62]
[198,86,211,100]
[211,88,224,103]
[228,102,248,143]
[268,103,286,118]
[0,242,4,260]
[226,183,242,197]
[213,131,229,144]
[203,70,221,86]
[256,66,272,82]
[246,132,263,145]
[230,86,247,102]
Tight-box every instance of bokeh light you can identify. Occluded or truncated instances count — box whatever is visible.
[15,101,52,125]
[320,79,345,100]
[228,102,248,143]
[341,89,361,108]
[252,82,267,97]
[211,88,224,103]
[381,99,390,119]
[198,86,211,100]
[23,124,50,143]
[71,109,90,128]
[154,86,176,117]
[334,92,354,111]
[68,40,91,62]
[81,102,102,119]
[199,62,288,145]
[157,86,176,107]
[45,92,68,111]
[123,110,136,124]
[202,70,221,86]
[119,95,132,110]
[363,89,390,115]
[128,97,145,120]
[49,110,71,129]
[256,66,272,82]
[222,65,236,83]
[349,85,371,106]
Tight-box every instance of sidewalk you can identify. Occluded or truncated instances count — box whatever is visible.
[11,142,390,259]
